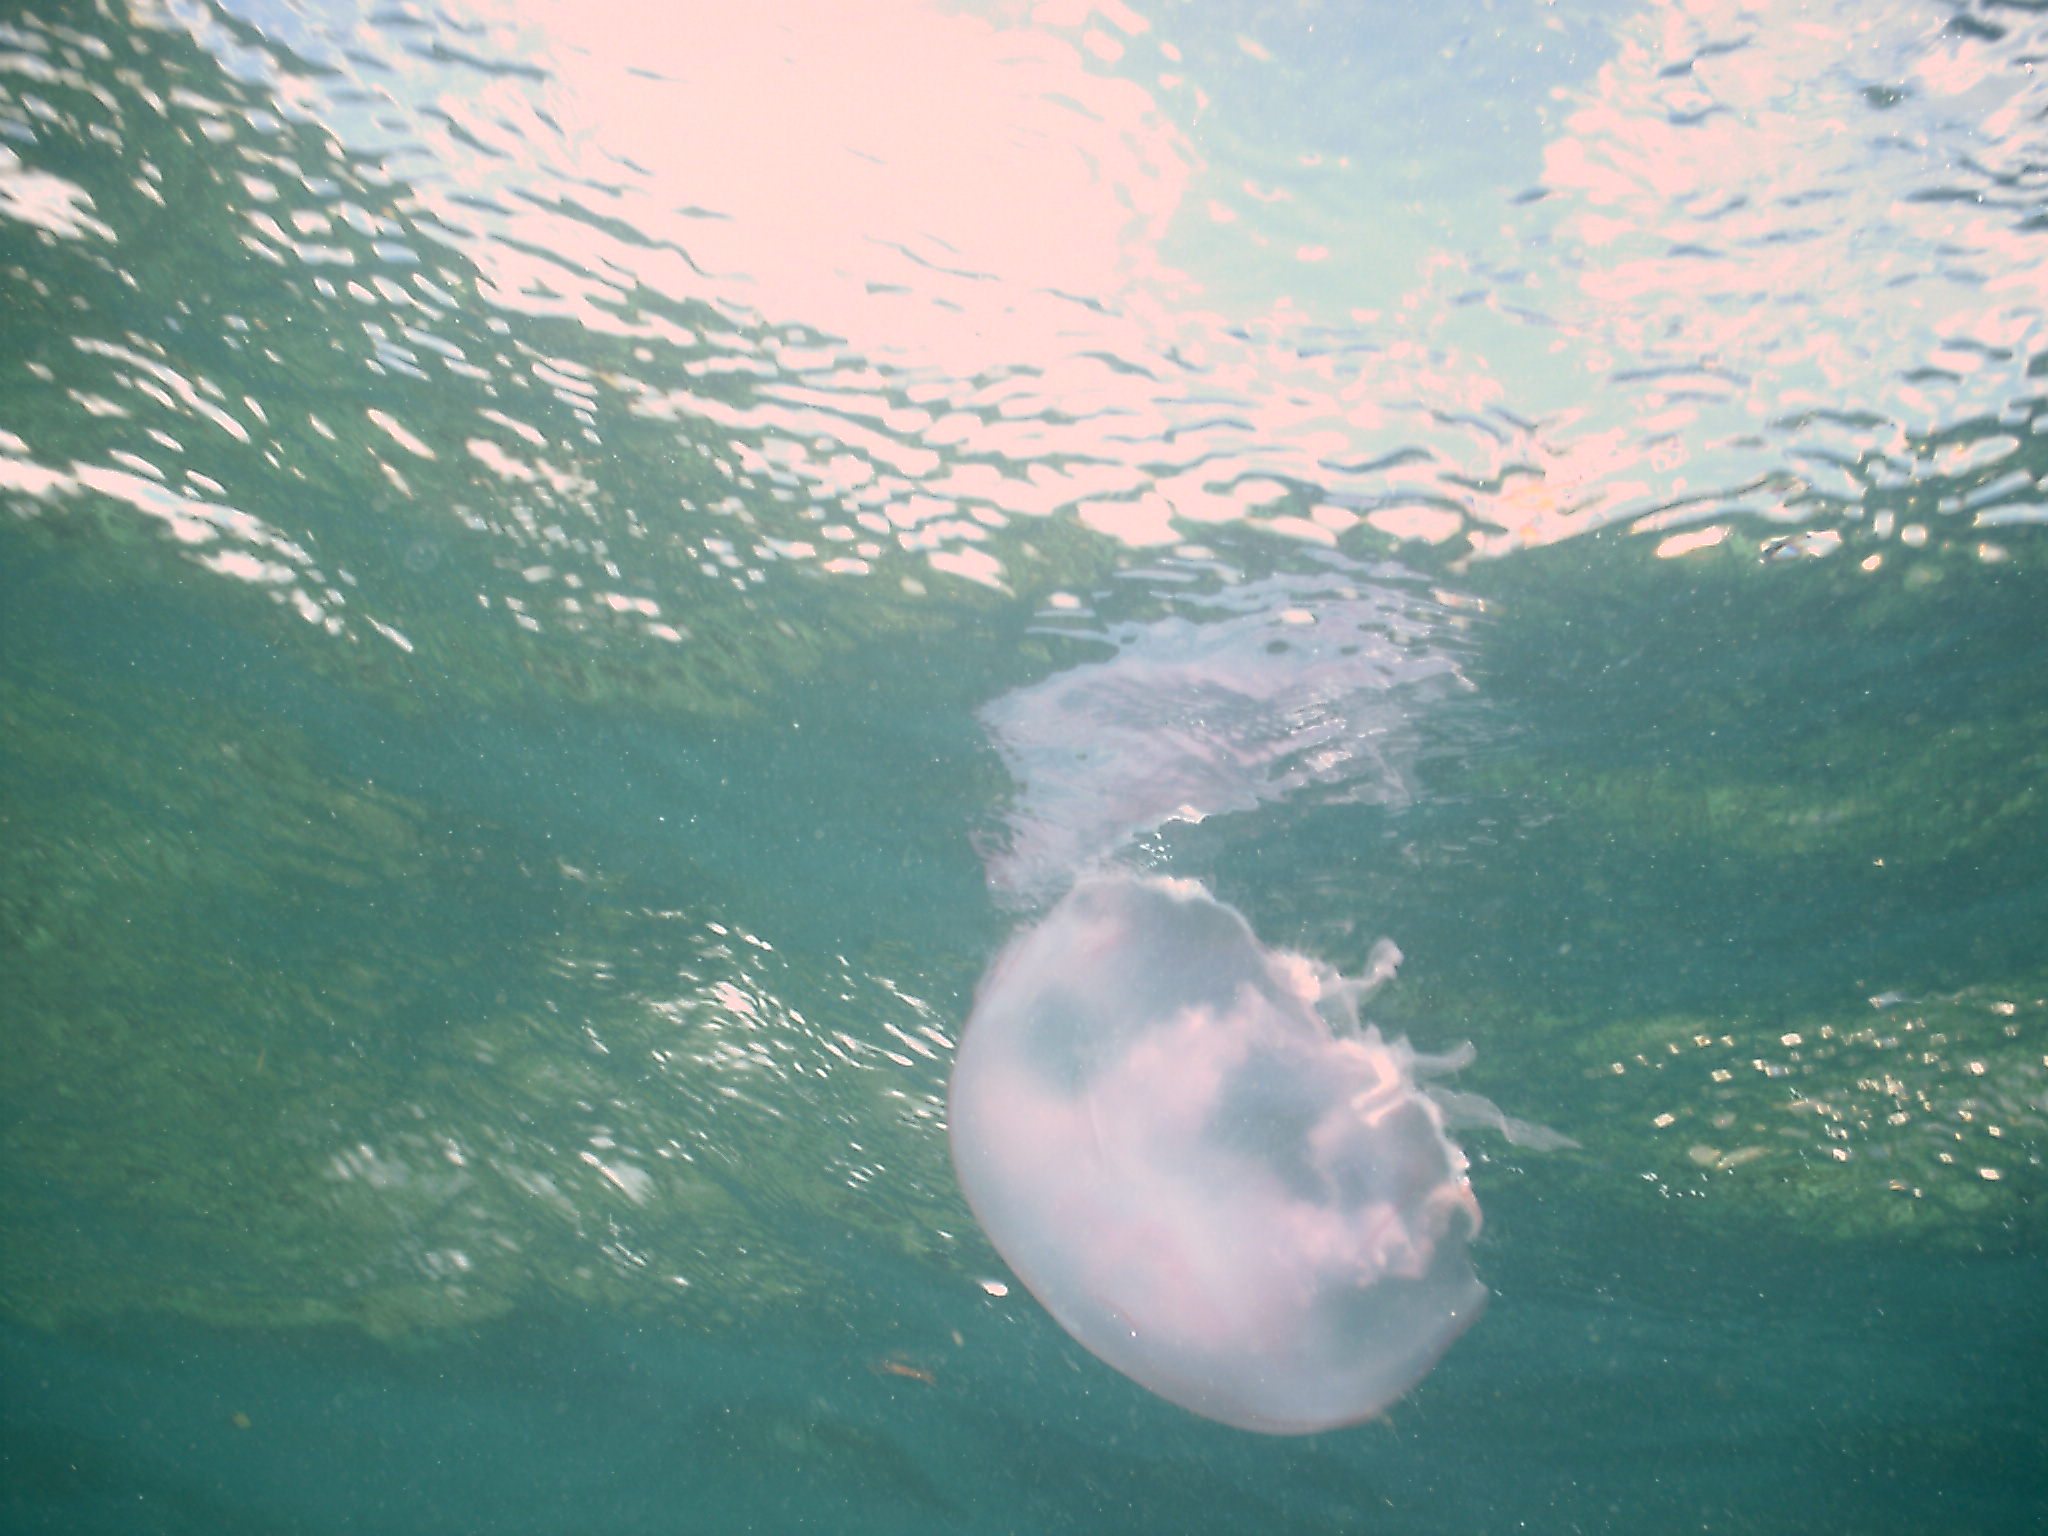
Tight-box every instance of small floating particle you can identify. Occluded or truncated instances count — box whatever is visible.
[872,1354,937,1386]
[1715,1146,1771,1170]
[1761,529,1841,562]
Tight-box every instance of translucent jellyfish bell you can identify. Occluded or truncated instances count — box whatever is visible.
[949,874,1549,1434]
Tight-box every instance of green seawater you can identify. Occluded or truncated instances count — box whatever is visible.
[2,2,2044,1532]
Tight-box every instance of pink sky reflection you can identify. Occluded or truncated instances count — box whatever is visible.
[294,0,2048,569]
[42,0,2034,631]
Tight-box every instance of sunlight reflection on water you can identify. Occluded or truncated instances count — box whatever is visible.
[3,0,2016,648]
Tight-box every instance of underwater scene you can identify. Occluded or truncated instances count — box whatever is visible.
[2,0,2044,1531]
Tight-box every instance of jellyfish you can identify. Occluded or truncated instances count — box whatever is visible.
[949,873,1564,1434]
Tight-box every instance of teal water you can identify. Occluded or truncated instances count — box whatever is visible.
[3,2,2044,1532]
